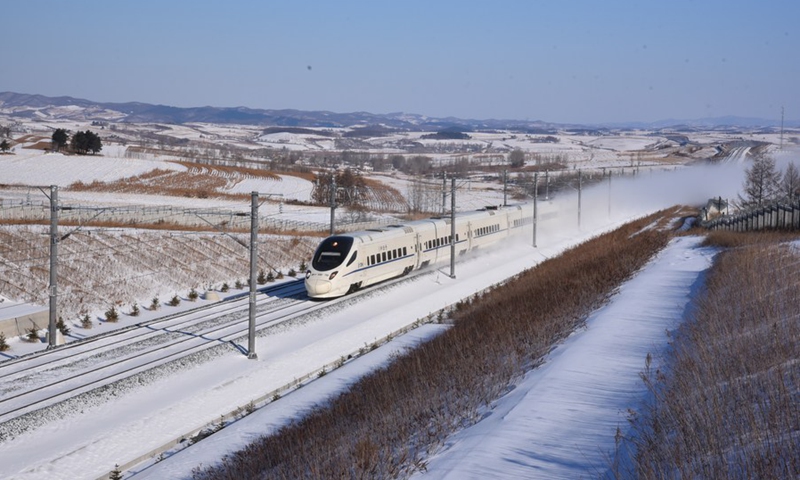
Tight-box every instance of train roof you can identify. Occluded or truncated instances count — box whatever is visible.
[339,204,528,242]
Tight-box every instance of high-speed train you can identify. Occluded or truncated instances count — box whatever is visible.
[305,204,533,298]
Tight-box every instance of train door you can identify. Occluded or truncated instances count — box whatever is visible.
[414,233,422,269]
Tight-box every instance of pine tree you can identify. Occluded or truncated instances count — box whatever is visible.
[130,303,140,317]
[108,464,123,480]
[0,139,10,153]
[105,306,119,322]
[0,332,9,351]
[56,316,71,335]
[52,128,68,152]
[168,294,180,306]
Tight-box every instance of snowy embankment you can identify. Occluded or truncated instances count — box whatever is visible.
[416,236,716,479]
[129,235,716,480]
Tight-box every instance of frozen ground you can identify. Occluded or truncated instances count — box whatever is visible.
[128,235,716,480]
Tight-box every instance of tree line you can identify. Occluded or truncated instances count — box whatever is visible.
[741,153,799,207]
[51,128,103,154]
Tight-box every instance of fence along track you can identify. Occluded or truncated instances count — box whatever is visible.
[0,198,397,233]
[702,200,800,232]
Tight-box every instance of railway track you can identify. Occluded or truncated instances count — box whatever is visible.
[0,268,428,435]
[0,280,316,424]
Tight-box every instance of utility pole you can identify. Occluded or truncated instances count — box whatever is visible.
[449,177,456,279]
[247,192,259,360]
[329,176,336,236]
[780,106,785,150]
[48,185,58,348]
[533,173,539,247]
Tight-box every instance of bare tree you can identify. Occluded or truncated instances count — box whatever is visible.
[781,161,800,202]
[741,154,781,207]
[508,149,526,168]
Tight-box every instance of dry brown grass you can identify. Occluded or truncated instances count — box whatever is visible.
[629,234,800,479]
[192,210,676,479]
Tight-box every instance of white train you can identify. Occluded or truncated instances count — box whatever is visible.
[305,204,533,298]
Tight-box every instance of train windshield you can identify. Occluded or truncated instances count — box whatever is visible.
[312,236,354,271]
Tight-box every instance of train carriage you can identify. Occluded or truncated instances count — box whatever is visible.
[305,204,533,299]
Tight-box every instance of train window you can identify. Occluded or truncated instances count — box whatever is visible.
[312,236,354,271]
[403,247,407,256]
[393,249,397,259]
[382,252,387,262]
[346,251,357,267]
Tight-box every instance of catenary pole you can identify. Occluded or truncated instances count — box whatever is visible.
[533,173,538,248]
[442,172,447,215]
[450,177,456,278]
[48,185,58,348]
[247,192,258,360]
[578,169,582,229]
[503,169,508,206]
[329,176,336,236]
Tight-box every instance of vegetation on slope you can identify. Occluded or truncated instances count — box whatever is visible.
[192,210,676,479]
[628,231,800,479]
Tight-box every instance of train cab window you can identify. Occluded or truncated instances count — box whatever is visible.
[312,236,354,271]
[346,251,357,267]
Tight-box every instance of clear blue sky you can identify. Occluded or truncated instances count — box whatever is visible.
[3,0,798,124]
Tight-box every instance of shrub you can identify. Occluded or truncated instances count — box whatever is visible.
[168,295,181,307]
[0,332,9,351]
[81,314,93,329]
[109,464,122,480]
[221,282,230,293]
[299,261,307,272]
[288,268,297,277]
[130,303,140,317]
[257,270,267,285]
[188,288,199,301]
[267,271,276,282]
[56,316,71,336]
[105,306,119,322]
[235,279,244,289]
[26,327,39,342]
[276,271,284,280]
[150,296,160,310]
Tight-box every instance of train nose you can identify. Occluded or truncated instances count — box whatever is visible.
[305,277,332,296]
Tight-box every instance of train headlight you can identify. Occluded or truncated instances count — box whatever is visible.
[305,270,312,279]
[329,271,338,280]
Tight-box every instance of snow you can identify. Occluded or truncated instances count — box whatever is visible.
[0,150,185,187]
[415,236,716,479]
[123,235,715,480]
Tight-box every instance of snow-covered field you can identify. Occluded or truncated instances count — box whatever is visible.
[1,112,796,479]
[0,159,754,479]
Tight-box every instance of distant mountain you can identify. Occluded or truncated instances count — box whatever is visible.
[0,91,560,132]
[0,91,795,131]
